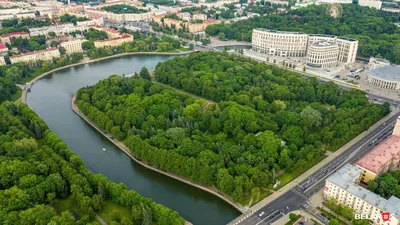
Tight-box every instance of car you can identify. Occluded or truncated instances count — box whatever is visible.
[259,212,265,217]
[321,213,327,218]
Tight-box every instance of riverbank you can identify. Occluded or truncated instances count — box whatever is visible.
[19,51,194,104]
[71,95,245,214]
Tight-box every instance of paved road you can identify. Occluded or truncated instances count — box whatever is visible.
[235,112,400,225]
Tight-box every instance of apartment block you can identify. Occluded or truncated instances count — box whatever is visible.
[324,164,400,225]
[10,48,61,64]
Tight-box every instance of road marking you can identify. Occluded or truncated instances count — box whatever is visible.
[254,211,280,225]
[304,121,395,193]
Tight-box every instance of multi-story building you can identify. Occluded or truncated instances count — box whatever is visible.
[60,39,85,54]
[15,13,36,19]
[337,37,358,64]
[306,41,339,68]
[0,42,8,55]
[252,29,309,57]
[10,48,61,64]
[358,0,382,9]
[0,56,6,66]
[29,24,88,37]
[252,29,358,64]
[84,8,152,23]
[356,116,400,183]
[368,57,391,70]
[324,164,400,225]
[89,25,121,38]
[177,12,191,21]
[367,65,400,91]
[0,32,30,45]
[94,34,133,48]
[192,13,207,21]
[308,34,337,45]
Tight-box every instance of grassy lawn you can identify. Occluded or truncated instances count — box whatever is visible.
[10,88,22,102]
[284,214,302,225]
[317,207,347,225]
[98,200,132,223]
[53,196,77,214]
[239,189,271,207]
[275,156,327,190]
[52,196,99,224]
[275,172,295,190]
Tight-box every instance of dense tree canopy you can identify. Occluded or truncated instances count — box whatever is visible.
[0,102,184,225]
[368,170,400,199]
[59,14,90,25]
[0,53,84,103]
[76,52,389,202]
[205,4,400,63]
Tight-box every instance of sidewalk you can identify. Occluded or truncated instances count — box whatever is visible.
[228,109,399,225]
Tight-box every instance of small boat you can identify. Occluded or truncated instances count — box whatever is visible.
[102,148,106,151]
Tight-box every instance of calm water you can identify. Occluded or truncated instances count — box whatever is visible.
[27,54,240,225]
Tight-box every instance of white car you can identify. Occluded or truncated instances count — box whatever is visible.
[259,212,265,217]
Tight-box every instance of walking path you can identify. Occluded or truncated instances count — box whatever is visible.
[71,96,244,217]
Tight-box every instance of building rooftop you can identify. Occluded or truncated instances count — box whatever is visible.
[311,41,338,47]
[10,48,59,59]
[94,34,132,42]
[338,37,358,42]
[0,31,29,38]
[327,164,400,218]
[0,42,7,49]
[370,65,400,82]
[356,135,400,173]
[254,28,306,35]
[309,34,337,38]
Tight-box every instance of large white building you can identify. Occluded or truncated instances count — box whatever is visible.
[83,8,152,23]
[252,29,359,64]
[367,65,400,90]
[337,37,358,64]
[60,39,85,54]
[358,0,382,9]
[252,29,309,57]
[10,48,61,64]
[0,56,6,66]
[324,164,400,225]
[306,41,339,68]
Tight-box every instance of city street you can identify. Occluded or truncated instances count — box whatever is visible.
[234,112,400,225]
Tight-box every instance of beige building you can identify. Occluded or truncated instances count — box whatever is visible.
[366,65,400,91]
[15,13,36,19]
[324,164,400,225]
[368,57,391,70]
[192,13,207,21]
[10,48,61,64]
[0,56,6,66]
[89,25,121,38]
[0,32,30,45]
[337,37,358,64]
[358,0,382,9]
[252,29,309,57]
[356,116,400,183]
[29,24,89,37]
[94,34,133,48]
[306,41,339,68]
[252,29,358,64]
[60,39,85,54]
[84,8,152,23]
